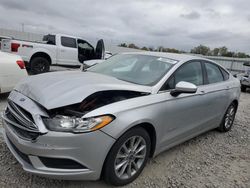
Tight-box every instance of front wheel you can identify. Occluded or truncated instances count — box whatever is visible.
[218,103,237,132]
[103,127,151,186]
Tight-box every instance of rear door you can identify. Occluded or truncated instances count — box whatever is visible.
[199,61,230,125]
[95,39,105,59]
[57,36,78,65]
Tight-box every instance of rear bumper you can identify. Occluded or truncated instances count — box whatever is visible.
[2,119,115,180]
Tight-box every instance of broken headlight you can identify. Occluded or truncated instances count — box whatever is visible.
[43,115,114,133]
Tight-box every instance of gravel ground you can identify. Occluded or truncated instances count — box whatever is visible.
[0,91,249,188]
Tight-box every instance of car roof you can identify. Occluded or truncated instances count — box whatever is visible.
[122,51,210,63]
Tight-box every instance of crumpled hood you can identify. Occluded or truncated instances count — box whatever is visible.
[14,71,152,109]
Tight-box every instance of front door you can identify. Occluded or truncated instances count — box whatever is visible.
[158,61,211,150]
[95,39,105,59]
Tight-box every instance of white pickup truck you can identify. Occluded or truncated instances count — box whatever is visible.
[1,34,105,74]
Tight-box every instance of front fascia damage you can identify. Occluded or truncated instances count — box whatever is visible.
[47,90,150,118]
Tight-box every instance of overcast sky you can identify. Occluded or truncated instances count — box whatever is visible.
[0,0,249,53]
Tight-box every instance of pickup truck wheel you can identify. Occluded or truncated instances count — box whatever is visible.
[241,85,247,92]
[30,57,50,74]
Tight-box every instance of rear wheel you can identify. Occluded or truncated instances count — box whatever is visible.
[218,103,237,132]
[103,127,151,186]
[30,57,50,74]
[241,85,247,92]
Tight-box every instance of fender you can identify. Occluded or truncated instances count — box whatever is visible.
[27,47,56,65]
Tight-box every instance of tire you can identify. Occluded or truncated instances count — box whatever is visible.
[24,61,30,71]
[103,127,151,186]
[218,102,237,132]
[241,85,247,92]
[30,57,50,74]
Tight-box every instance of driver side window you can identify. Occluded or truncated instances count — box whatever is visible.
[161,61,203,91]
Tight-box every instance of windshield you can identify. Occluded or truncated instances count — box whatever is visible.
[88,54,176,86]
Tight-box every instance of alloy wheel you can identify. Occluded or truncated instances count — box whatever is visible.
[34,61,46,72]
[114,136,147,180]
[224,105,236,129]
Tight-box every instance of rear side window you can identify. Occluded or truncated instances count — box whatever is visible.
[43,35,56,45]
[61,37,76,48]
[205,63,224,84]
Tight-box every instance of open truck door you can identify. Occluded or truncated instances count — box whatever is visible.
[95,39,105,59]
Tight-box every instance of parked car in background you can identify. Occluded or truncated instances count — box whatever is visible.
[239,62,250,92]
[2,52,240,186]
[0,51,27,93]
[1,34,105,74]
[0,35,12,50]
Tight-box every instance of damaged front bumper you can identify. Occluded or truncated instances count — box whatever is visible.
[2,91,116,180]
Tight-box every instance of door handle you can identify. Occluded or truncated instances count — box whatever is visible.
[61,49,65,52]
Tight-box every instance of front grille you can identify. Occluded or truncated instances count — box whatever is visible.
[6,121,40,140]
[8,100,37,130]
[4,100,40,140]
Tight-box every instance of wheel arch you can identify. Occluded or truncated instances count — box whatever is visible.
[101,122,157,179]
[132,122,157,158]
[231,99,239,110]
[30,52,52,65]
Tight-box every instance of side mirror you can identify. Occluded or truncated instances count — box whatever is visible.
[170,81,197,97]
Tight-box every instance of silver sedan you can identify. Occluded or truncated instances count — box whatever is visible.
[2,52,240,186]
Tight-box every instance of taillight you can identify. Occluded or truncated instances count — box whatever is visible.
[11,43,20,52]
[16,60,25,69]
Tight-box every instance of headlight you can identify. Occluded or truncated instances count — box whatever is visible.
[43,115,114,133]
